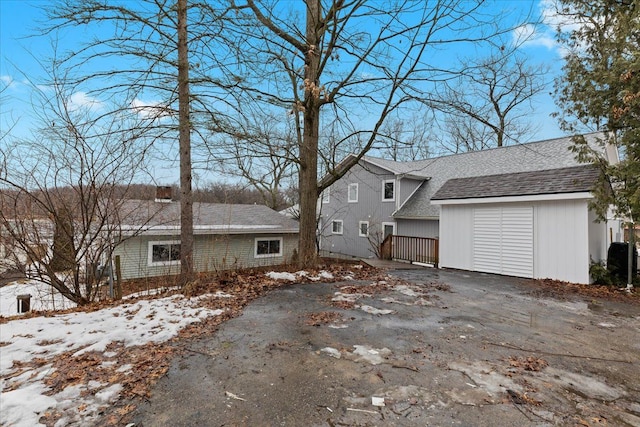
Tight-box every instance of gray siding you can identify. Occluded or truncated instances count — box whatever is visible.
[319,161,432,258]
[320,163,398,258]
[398,179,422,208]
[113,233,298,280]
[396,219,439,238]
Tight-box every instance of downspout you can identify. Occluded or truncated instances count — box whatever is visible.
[628,215,635,293]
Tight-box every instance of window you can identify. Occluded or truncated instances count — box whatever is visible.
[255,237,283,258]
[348,183,358,203]
[382,179,395,201]
[321,188,330,204]
[332,220,343,235]
[148,241,181,266]
[358,221,369,237]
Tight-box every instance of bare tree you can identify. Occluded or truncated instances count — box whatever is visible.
[212,108,298,210]
[220,0,516,266]
[0,72,153,305]
[42,0,232,282]
[431,51,548,152]
[177,0,194,283]
[375,115,434,161]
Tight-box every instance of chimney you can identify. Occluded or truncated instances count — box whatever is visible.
[155,186,173,203]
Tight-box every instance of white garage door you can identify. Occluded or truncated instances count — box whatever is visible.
[473,206,533,278]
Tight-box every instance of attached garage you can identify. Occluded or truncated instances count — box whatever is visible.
[432,166,611,284]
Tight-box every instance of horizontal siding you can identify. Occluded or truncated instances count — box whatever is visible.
[438,206,472,270]
[473,208,502,274]
[113,233,298,281]
[500,207,533,277]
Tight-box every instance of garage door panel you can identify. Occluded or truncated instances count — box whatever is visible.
[473,206,533,278]
[473,208,501,274]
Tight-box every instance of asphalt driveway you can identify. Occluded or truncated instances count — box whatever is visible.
[131,268,640,426]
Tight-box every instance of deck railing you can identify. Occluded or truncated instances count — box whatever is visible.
[380,235,439,267]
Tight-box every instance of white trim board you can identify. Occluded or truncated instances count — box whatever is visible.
[431,192,593,206]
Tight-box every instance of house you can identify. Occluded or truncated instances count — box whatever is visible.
[319,133,621,283]
[113,199,299,280]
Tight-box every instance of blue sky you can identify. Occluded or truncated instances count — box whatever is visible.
[1,0,569,184]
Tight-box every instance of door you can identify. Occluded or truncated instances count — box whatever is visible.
[382,222,395,239]
[473,206,533,278]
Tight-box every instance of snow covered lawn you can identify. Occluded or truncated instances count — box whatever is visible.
[1,279,76,317]
[0,267,367,426]
[1,292,225,427]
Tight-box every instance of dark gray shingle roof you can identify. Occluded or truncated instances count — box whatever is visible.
[432,165,600,201]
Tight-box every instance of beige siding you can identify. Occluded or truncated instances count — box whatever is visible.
[113,233,298,280]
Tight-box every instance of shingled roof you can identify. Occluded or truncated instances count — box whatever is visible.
[391,132,609,219]
[432,165,600,201]
[118,200,299,235]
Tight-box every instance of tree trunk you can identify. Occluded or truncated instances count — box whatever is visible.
[297,0,322,267]
[178,0,194,283]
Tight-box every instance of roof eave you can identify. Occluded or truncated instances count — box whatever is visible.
[432,191,594,205]
[119,226,300,236]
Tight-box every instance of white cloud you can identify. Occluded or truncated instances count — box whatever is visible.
[0,75,19,90]
[510,0,585,56]
[513,23,556,50]
[130,98,174,120]
[539,0,582,33]
[67,91,104,112]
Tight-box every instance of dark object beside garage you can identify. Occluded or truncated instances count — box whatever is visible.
[607,242,638,281]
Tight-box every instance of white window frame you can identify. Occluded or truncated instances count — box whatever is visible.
[254,237,283,258]
[382,179,395,202]
[382,222,396,239]
[321,188,330,204]
[332,220,343,235]
[348,183,359,203]
[358,221,369,237]
[148,240,181,266]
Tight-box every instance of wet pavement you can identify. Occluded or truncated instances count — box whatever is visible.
[131,268,640,426]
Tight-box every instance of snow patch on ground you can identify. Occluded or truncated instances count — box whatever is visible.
[328,324,349,329]
[266,270,334,282]
[351,345,392,365]
[0,279,76,317]
[379,296,433,306]
[597,322,617,328]
[358,305,394,315]
[393,284,421,297]
[266,271,298,281]
[331,292,370,303]
[448,361,522,396]
[543,367,624,401]
[320,347,342,359]
[0,293,225,427]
